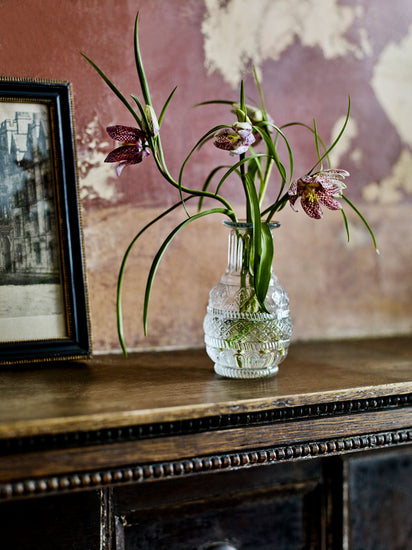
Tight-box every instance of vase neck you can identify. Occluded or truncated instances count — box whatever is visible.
[224,221,279,279]
[226,225,253,275]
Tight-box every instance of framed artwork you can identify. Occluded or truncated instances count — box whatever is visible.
[0,78,91,365]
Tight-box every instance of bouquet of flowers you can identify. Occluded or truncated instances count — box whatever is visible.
[83,12,377,356]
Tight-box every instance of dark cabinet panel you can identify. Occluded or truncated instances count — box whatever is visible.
[114,461,326,549]
[347,448,412,550]
[0,490,100,550]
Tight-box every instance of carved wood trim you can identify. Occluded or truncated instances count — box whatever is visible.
[1,427,411,501]
[1,393,411,457]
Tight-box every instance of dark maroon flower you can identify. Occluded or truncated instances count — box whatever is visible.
[288,169,349,219]
[105,125,150,176]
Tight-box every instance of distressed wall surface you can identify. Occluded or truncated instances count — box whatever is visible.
[1,0,411,353]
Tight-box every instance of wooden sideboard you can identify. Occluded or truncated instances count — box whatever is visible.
[0,336,411,549]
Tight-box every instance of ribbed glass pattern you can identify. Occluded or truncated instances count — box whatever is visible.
[204,222,292,379]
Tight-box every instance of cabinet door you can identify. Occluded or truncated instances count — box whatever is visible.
[113,461,327,550]
[346,448,412,550]
[0,490,101,550]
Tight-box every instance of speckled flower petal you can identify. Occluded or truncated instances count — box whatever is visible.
[105,145,142,163]
[300,195,323,219]
[289,168,349,219]
[106,125,146,143]
[232,122,255,145]
[317,188,342,210]
[214,122,255,155]
[213,128,241,151]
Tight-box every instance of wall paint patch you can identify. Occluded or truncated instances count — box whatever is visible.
[77,116,117,202]
[202,0,368,88]
[362,149,412,204]
[371,23,412,148]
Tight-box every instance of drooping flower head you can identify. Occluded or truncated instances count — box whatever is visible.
[105,125,150,176]
[213,121,256,155]
[231,102,271,145]
[288,169,349,219]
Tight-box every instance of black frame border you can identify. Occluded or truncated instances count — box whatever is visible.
[0,78,91,365]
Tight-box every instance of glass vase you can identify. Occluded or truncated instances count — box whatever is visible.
[203,220,292,379]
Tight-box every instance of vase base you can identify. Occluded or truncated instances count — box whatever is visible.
[214,363,279,379]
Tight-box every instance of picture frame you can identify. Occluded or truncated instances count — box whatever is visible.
[0,78,91,365]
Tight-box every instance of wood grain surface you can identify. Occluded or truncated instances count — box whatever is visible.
[0,337,411,439]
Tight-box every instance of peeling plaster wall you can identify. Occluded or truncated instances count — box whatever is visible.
[1,0,411,353]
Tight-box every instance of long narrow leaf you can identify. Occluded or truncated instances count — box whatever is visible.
[198,165,230,211]
[143,208,231,334]
[117,199,196,356]
[308,95,351,174]
[313,118,323,171]
[81,53,141,126]
[194,99,234,107]
[341,208,350,242]
[214,153,268,198]
[254,126,286,185]
[131,94,148,130]
[240,80,246,118]
[158,86,178,125]
[341,195,379,253]
[281,121,331,168]
[134,11,151,105]
[243,173,268,310]
[256,222,274,305]
[178,125,228,185]
[253,66,268,120]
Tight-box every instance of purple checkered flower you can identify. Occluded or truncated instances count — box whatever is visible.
[105,125,150,176]
[288,169,349,219]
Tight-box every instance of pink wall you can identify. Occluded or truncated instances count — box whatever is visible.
[1,0,412,353]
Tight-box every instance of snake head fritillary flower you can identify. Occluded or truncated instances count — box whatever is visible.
[105,125,150,176]
[288,169,349,219]
[231,102,273,145]
[213,121,256,155]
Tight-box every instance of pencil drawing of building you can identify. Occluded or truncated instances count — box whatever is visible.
[0,109,60,283]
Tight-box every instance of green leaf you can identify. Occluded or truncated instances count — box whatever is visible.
[193,99,234,108]
[313,118,323,171]
[214,153,268,197]
[81,53,141,127]
[281,121,331,168]
[341,195,379,253]
[254,123,294,221]
[243,173,271,311]
[178,124,228,186]
[239,80,246,121]
[177,124,231,214]
[308,95,351,174]
[341,208,350,242]
[116,200,197,356]
[158,86,178,126]
[131,93,148,127]
[253,66,268,120]
[134,11,151,106]
[198,165,231,212]
[256,222,274,306]
[143,208,231,334]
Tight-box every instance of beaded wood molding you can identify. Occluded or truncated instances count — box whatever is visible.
[0,427,411,501]
[1,393,411,456]
[0,392,411,501]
